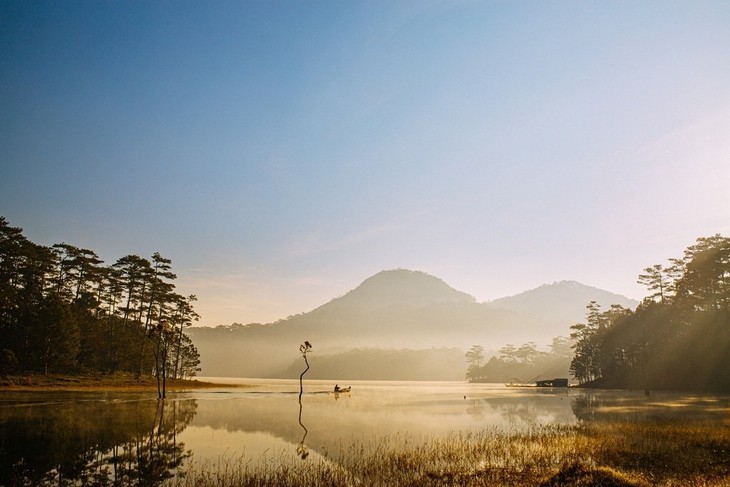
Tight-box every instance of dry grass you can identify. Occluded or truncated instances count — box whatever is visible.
[172,422,730,486]
[0,373,245,391]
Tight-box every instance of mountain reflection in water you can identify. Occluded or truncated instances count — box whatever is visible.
[2,381,728,485]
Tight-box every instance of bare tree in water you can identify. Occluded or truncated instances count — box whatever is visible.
[297,340,312,459]
[299,340,312,397]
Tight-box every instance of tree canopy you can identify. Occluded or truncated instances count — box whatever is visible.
[0,216,200,379]
[570,234,729,392]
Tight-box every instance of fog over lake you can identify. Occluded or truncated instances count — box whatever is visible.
[2,379,728,485]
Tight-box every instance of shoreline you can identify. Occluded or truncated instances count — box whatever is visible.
[0,373,246,392]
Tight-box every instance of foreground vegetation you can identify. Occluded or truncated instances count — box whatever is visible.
[174,422,730,487]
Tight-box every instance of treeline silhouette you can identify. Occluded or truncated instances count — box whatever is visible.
[570,234,729,392]
[465,338,573,383]
[0,216,200,379]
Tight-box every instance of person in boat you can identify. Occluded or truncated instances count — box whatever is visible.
[334,384,340,393]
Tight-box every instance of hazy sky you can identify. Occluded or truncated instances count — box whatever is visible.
[2,1,729,326]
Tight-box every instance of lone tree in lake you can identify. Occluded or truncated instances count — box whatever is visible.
[297,340,312,459]
[299,340,312,398]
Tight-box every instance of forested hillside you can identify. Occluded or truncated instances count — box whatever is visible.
[570,234,729,392]
[0,216,200,380]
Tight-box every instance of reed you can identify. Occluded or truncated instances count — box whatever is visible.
[173,421,730,486]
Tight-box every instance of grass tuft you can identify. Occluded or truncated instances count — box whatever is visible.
[172,421,730,486]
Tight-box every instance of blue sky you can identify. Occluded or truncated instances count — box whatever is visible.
[2,1,729,326]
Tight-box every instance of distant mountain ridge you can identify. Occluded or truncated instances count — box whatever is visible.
[488,280,638,326]
[189,269,639,379]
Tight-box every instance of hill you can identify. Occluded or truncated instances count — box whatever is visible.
[320,269,476,310]
[487,280,639,326]
[189,269,638,380]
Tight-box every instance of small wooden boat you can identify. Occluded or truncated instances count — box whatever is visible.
[535,378,569,388]
[333,386,351,393]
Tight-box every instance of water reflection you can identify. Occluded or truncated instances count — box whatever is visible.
[464,387,575,425]
[297,386,309,459]
[3,381,729,485]
[0,394,197,486]
[571,389,730,423]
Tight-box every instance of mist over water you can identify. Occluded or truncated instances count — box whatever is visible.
[2,379,728,484]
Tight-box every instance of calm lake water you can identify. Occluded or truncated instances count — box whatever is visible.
[1,378,728,485]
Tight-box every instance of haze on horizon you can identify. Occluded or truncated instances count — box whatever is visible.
[2,1,729,326]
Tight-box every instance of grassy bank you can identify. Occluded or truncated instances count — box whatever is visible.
[174,422,730,486]
[0,372,243,391]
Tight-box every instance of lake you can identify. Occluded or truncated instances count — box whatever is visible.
[1,378,728,485]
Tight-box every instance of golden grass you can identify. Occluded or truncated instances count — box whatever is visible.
[0,373,246,391]
[173,422,730,486]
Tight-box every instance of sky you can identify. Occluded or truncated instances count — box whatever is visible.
[1,1,729,326]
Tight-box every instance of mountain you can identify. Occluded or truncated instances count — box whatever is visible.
[488,280,639,326]
[188,269,639,380]
[320,269,476,310]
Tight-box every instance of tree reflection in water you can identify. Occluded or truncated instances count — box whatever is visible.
[571,390,730,423]
[297,341,312,460]
[464,389,575,425]
[0,395,197,486]
[297,387,309,460]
